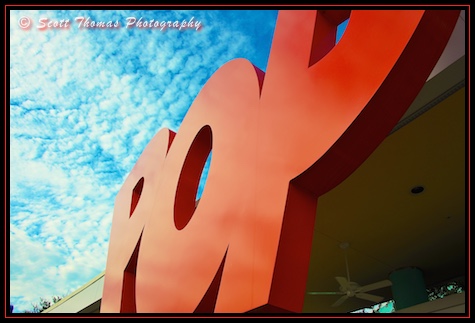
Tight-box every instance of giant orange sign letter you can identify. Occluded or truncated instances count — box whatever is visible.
[101,10,460,313]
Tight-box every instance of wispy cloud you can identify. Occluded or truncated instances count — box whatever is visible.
[9,8,278,313]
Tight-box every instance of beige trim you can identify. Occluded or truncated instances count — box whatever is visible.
[42,271,105,313]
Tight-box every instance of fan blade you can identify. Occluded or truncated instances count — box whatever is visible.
[307,291,345,295]
[332,295,349,307]
[358,279,392,293]
[335,276,350,289]
[355,292,384,303]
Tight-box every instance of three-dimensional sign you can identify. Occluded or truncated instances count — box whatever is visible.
[101,10,460,313]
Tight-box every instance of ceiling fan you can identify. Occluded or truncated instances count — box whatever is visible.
[307,242,392,307]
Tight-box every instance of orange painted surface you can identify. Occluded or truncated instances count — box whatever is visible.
[101,10,460,313]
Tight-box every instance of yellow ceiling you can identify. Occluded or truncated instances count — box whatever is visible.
[302,56,466,313]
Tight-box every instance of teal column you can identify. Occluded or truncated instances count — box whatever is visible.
[389,267,428,311]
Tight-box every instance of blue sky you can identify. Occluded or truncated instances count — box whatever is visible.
[8,8,349,313]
